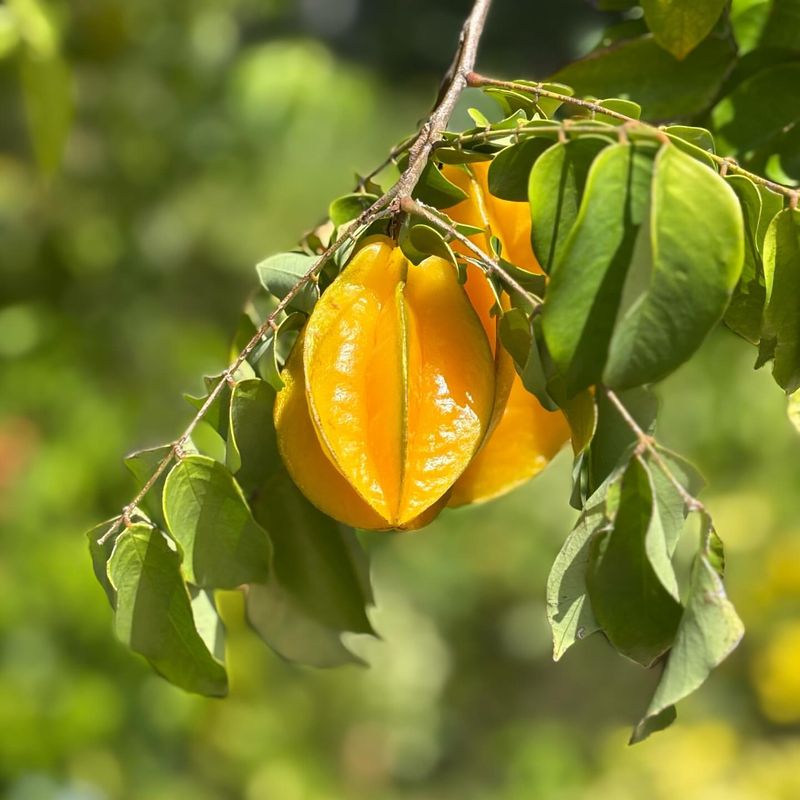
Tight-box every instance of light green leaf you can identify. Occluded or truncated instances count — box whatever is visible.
[255,311,304,392]
[632,515,744,743]
[529,137,610,274]
[763,209,800,392]
[108,524,228,696]
[162,455,272,589]
[641,0,727,59]
[594,97,642,125]
[256,252,319,314]
[542,143,655,394]
[603,145,744,388]
[587,457,683,667]
[788,389,800,434]
[551,34,735,119]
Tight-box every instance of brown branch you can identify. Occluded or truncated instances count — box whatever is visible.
[99,0,495,547]
[466,72,800,204]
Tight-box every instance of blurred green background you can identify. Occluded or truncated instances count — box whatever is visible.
[2,0,800,798]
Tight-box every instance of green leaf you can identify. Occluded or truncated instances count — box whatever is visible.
[410,160,468,208]
[229,379,375,664]
[245,582,364,668]
[542,143,655,394]
[594,97,642,125]
[162,455,272,589]
[712,63,800,157]
[763,209,800,392]
[603,145,744,388]
[329,193,378,227]
[256,252,319,314]
[124,445,174,529]
[487,138,552,201]
[641,0,727,59]
[528,137,610,274]
[255,311,304,392]
[513,80,576,118]
[404,224,458,270]
[86,520,119,608]
[587,457,683,667]
[551,34,735,119]
[188,587,226,664]
[632,515,744,743]
[184,374,235,438]
[20,49,72,174]
[108,524,228,696]
[724,175,767,344]
[664,125,717,167]
[756,185,785,248]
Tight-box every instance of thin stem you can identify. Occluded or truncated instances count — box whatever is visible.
[100,0,495,546]
[603,387,705,514]
[466,73,800,204]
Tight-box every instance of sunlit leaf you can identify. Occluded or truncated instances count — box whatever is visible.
[603,145,744,388]
[542,142,655,394]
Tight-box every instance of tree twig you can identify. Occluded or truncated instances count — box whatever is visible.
[99,0,496,547]
[466,72,800,204]
[603,387,705,514]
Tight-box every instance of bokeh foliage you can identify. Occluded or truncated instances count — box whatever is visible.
[2,0,800,797]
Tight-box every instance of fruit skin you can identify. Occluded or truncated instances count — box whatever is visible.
[275,236,495,530]
[442,162,572,506]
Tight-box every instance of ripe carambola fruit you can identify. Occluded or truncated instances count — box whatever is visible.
[274,237,496,530]
[442,162,571,506]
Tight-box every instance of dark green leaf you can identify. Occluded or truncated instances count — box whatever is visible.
[587,458,683,667]
[405,224,458,269]
[162,455,272,589]
[20,50,72,174]
[551,34,736,119]
[256,252,319,314]
[632,515,744,743]
[712,62,800,157]
[184,374,234,438]
[542,143,655,394]
[108,524,228,696]
[528,137,610,274]
[255,312,304,392]
[763,209,800,391]
[488,138,552,201]
[641,0,727,59]
[603,145,744,388]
